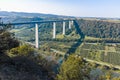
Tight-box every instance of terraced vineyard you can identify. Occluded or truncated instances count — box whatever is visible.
[77,43,120,66]
[101,52,120,65]
[82,43,105,50]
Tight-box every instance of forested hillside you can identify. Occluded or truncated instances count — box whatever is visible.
[77,19,120,39]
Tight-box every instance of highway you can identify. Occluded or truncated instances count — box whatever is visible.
[0,20,74,26]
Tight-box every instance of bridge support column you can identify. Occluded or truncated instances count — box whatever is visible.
[71,20,74,26]
[69,21,72,29]
[35,23,39,48]
[63,22,65,35]
[53,22,56,38]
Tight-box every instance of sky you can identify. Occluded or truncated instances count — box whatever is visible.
[0,0,120,18]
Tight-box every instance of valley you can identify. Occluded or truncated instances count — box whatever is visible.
[1,11,120,80]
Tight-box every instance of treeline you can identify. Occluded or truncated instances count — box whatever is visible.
[84,38,120,43]
[77,19,120,38]
[28,38,80,42]
[27,38,120,44]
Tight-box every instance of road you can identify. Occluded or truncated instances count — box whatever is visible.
[83,57,120,70]
[50,48,65,56]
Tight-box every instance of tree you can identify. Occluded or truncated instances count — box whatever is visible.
[56,55,90,80]
[0,25,19,54]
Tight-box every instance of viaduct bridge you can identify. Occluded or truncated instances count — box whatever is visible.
[1,19,120,70]
[0,20,74,48]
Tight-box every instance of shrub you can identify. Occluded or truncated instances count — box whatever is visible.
[8,45,34,57]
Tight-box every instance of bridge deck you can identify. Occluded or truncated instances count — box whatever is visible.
[0,20,74,26]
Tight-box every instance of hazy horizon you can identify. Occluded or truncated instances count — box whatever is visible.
[0,0,120,18]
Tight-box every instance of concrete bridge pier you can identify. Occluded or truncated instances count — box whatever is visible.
[63,21,65,35]
[69,21,72,29]
[69,20,74,29]
[53,22,56,38]
[35,23,39,48]
[71,20,74,25]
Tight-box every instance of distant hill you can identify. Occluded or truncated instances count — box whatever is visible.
[0,11,74,23]
[0,11,59,17]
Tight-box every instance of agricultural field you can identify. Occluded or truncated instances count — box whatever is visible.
[76,43,120,66]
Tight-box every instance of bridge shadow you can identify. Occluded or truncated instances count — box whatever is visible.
[64,20,85,59]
